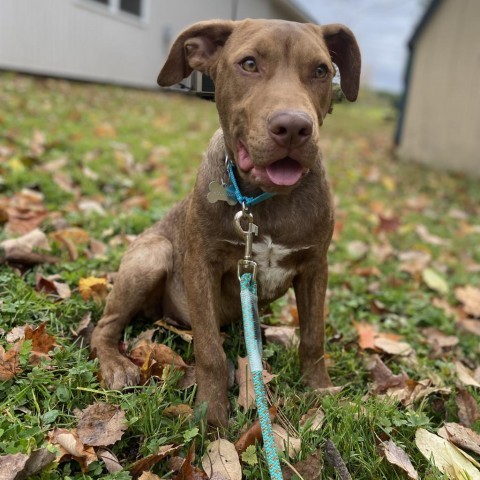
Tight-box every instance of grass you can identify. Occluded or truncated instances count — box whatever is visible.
[0,71,479,479]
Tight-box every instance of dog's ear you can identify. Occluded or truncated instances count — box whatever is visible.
[321,24,361,101]
[158,20,235,86]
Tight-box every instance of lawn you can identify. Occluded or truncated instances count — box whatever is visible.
[0,72,479,480]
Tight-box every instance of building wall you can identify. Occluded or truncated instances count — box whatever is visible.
[398,0,480,176]
[0,0,308,89]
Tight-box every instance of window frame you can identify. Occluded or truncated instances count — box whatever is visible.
[75,0,149,26]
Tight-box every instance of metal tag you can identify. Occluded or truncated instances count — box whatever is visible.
[207,181,236,205]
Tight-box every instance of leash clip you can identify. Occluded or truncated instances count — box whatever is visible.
[234,209,258,281]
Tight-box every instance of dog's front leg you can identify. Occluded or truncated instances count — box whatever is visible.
[184,253,229,427]
[294,257,333,389]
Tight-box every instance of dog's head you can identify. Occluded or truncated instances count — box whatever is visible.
[158,19,360,193]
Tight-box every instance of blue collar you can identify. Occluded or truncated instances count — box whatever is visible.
[225,156,276,207]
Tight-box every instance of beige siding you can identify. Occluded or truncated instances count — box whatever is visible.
[398,0,480,176]
[0,0,310,89]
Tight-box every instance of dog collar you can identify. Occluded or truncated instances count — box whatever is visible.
[225,156,276,207]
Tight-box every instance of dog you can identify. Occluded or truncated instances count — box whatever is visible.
[91,18,360,427]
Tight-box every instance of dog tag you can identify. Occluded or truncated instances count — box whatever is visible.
[207,181,236,206]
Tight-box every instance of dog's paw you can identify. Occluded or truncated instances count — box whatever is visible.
[100,356,141,390]
[196,394,229,428]
[302,369,333,390]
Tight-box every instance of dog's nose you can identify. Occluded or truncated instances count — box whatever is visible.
[268,110,313,149]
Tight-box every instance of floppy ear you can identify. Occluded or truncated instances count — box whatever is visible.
[158,20,235,86]
[321,24,361,101]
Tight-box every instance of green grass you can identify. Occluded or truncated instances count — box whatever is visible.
[0,72,479,479]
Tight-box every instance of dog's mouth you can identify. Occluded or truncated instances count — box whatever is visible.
[237,142,307,188]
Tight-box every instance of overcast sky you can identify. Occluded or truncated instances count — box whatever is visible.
[295,0,426,92]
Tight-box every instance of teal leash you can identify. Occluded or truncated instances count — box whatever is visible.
[234,209,283,480]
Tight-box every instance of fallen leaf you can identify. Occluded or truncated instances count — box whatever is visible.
[455,362,480,388]
[201,439,242,480]
[432,297,461,321]
[415,428,480,479]
[129,339,187,382]
[163,404,193,418]
[234,407,277,454]
[422,268,449,295]
[373,337,413,356]
[282,448,322,480]
[457,318,480,336]
[155,319,193,343]
[416,224,449,246]
[398,250,431,275]
[35,273,71,299]
[71,312,94,346]
[438,423,480,456]
[24,323,57,364]
[0,453,29,480]
[299,408,325,432]
[78,276,109,302]
[94,122,117,138]
[0,228,57,266]
[0,345,21,380]
[172,440,208,480]
[380,439,418,480]
[456,388,480,426]
[354,321,378,350]
[346,240,369,260]
[272,424,301,458]
[51,227,90,261]
[375,213,400,234]
[130,444,179,478]
[366,355,408,394]
[235,356,276,410]
[139,472,162,480]
[455,286,480,317]
[4,189,48,234]
[97,448,123,473]
[47,428,97,472]
[264,326,299,348]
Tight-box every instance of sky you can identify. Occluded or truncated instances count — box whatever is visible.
[295,0,426,92]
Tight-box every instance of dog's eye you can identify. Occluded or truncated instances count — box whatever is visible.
[314,64,329,79]
[240,57,258,73]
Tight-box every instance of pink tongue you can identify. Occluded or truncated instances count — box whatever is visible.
[266,157,303,186]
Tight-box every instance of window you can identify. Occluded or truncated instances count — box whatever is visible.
[80,0,146,21]
[120,0,141,16]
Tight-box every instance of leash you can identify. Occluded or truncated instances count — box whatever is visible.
[235,209,284,480]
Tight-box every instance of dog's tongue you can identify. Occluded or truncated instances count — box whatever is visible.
[266,157,303,186]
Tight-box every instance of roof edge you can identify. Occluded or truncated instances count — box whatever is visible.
[408,0,443,48]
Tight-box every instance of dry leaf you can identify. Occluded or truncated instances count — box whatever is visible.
[3,189,48,234]
[457,318,480,336]
[235,356,276,410]
[282,448,322,480]
[76,403,127,446]
[354,321,378,350]
[234,406,277,454]
[35,273,71,299]
[78,276,109,302]
[272,424,301,458]
[0,453,29,480]
[71,312,94,346]
[422,268,449,295]
[398,250,431,275]
[415,428,480,479]
[373,337,413,356]
[455,362,480,388]
[300,408,325,432]
[380,439,418,479]
[171,440,208,480]
[416,224,449,246]
[455,286,480,317]
[346,240,369,260]
[138,472,162,480]
[366,355,408,393]
[0,345,21,380]
[201,439,242,480]
[130,444,179,478]
[24,322,57,364]
[456,388,480,426]
[155,319,193,343]
[97,448,123,473]
[422,327,459,350]
[264,326,299,348]
[438,423,480,456]
[164,404,193,418]
[0,228,57,265]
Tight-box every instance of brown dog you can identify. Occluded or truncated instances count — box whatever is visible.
[91,19,360,427]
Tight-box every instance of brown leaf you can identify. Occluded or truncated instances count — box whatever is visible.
[155,319,193,343]
[129,339,187,382]
[172,440,208,480]
[235,356,276,410]
[300,408,325,432]
[264,326,299,348]
[272,424,301,459]
[4,189,48,234]
[51,228,90,261]
[163,404,193,418]
[455,362,480,388]
[78,276,109,302]
[94,122,117,138]
[373,337,413,356]
[398,250,431,275]
[456,388,480,426]
[416,224,449,246]
[353,321,378,350]
[71,312,94,347]
[139,473,162,480]
[201,439,242,480]
[455,285,480,317]
[97,448,123,473]
[282,448,322,480]
[76,402,127,446]
[47,428,97,472]
[0,453,29,480]
[438,423,480,456]
[380,440,418,479]
[24,323,57,364]
[375,213,400,234]
[0,448,56,480]
[457,318,480,336]
[35,273,71,299]
[366,355,408,394]
[0,345,21,380]
[234,406,277,454]
[130,444,179,478]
